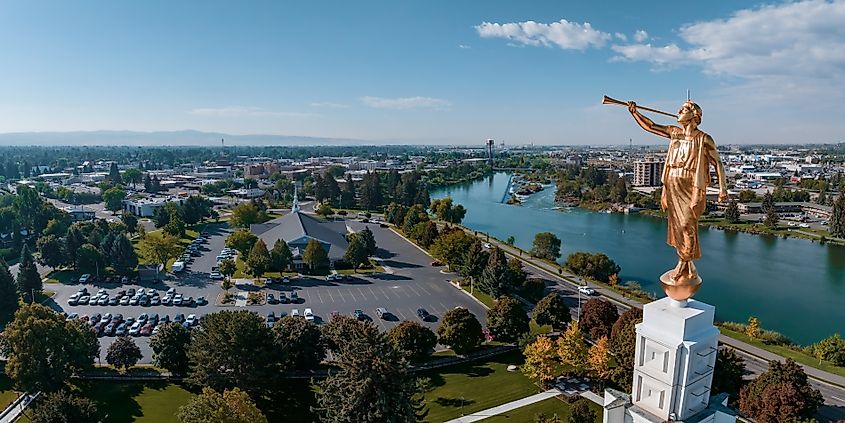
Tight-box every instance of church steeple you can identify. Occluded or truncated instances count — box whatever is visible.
[292,184,300,213]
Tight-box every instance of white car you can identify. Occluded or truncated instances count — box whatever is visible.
[304,308,314,322]
[578,285,596,296]
[186,314,198,326]
[210,271,223,280]
[482,242,492,249]
[129,321,142,336]
[78,274,91,284]
[291,309,300,317]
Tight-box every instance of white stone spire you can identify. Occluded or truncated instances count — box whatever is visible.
[292,184,300,213]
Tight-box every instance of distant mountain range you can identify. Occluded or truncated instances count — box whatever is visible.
[0,130,371,146]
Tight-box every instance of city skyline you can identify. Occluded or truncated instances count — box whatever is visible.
[1,0,844,145]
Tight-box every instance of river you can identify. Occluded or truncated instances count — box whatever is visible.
[432,172,845,345]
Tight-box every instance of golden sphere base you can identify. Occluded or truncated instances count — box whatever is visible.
[660,269,702,304]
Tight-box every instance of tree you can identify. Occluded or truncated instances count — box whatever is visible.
[139,232,182,277]
[37,234,67,270]
[344,233,369,269]
[522,335,557,386]
[568,399,597,423]
[106,336,143,371]
[245,239,270,280]
[725,201,741,223]
[16,244,42,302]
[270,239,292,272]
[102,186,126,213]
[533,292,571,331]
[830,194,845,238]
[181,196,212,225]
[814,333,845,366]
[746,316,760,338]
[341,174,357,208]
[225,229,258,256]
[219,258,237,285]
[386,321,437,362]
[320,315,381,356]
[764,207,779,229]
[486,295,530,343]
[108,162,121,183]
[531,232,561,261]
[187,310,280,394]
[385,202,407,226]
[437,307,484,355]
[1,304,98,392]
[150,322,192,375]
[358,226,377,255]
[430,229,473,271]
[564,252,621,283]
[0,260,19,327]
[110,234,138,275]
[761,190,775,212]
[401,204,428,234]
[359,171,384,211]
[302,239,329,270]
[430,197,467,224]
[410,220,438,248]
[164,212,186,238]
[459,239,488,280]
[75,243,104,275]
[579,298,619,340]
[29,390,98,423]
[609,308,642,372]
[556,322,588,375]
[315,326,423,423]
[739,358,823,422]
[272,316,325,370]
[713,348,746,399]
[122,167,143,188]
[230,202,264,228]
[178,387,267,423]
[587,336,611,380]
[315,202,334,219]
[478,247,514,297]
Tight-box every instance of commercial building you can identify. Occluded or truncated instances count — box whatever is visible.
[123,196,187,217]
[633,159,665,187]
[63,206,96,221]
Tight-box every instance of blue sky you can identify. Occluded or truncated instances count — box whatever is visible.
[1,0,843,145]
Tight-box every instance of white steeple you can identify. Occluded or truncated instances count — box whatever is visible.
[292,184,300,213]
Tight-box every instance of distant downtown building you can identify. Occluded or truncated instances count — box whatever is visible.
[633,158,665,187]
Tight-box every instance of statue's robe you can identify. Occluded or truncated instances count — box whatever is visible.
[661,126,713,262]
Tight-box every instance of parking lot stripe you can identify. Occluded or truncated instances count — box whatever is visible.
[336,289,347,303]
[416,284,432,296]
[367,286,379,299]
[357,287,368,300]
[396,309,408,320]
[406,284,421,297]
[399,288,412,298]
[316,290,325,304]
[428,282,444,293]
[327,290,335,302]
[347,289,357,302]
[377,287,392,300]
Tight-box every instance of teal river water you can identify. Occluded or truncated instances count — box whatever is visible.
[432,173,845,345]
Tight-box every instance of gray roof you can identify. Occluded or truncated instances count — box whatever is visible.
[251,212,349,260]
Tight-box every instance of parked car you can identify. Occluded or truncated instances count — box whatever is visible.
[97,295,109,306]
[352,309,365,320]
[68,294,79,306]
[174,313,185,324]
[115,323,128,336]
[196,296,207,306]
[173,294,183,306]
[375,307,388,319]
[210,271,223,280]
[278,292,288,303]
[108,296,120,306]
[267,293,277,304]
[78,274,91,284]
[186,314,198,326]
[166,288,176,296]
[66,312,79,321]
[291,309,300,317]
[417,308,431,321]
[290,291,299,303]
[162,295,173,306]
[304,308,315,322]
[78,295,90,304]
[129,321,142,336]
[150,296,161,306]
[120,296,131,306]
[127,288,136,297]
[139,323,153,336]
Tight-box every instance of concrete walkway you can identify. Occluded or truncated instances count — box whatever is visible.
[0,392,38,423]
[460,226,845,391]
[444,388,562,423]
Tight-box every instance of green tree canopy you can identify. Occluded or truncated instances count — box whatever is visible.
[564,252,621,283]
[486,296,530,343]
[16,244,42,302]
[386,321,437,362]
[225,229,259,256]
[437,307,484,355]
[230,202,266,228]
[712,348,746,400]
[29,390,98,423]
[139,232,182,275]
[245,239,270,280]
[302,239,329,270]
[150,322,192,375]
[106,336,143,371]
[37,234,68,270]
[270,239,292,272]
[739,358,823,422]
[178,387,268,423]
[344,233,369,269]
[1,304,99,392]
[110,234,139,276]
[531,232,562,261]
[0,259,19,327]
[102,186,127,213]
[533,292,571,331]
[272,316,326,370]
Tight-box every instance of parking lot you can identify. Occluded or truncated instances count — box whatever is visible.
[49,219,489,364]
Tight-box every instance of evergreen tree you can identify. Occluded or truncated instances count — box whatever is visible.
[245,239,270,280]
[725,201,741,223]
[344,233,369,269]
[761,190,775,212]
[16,244,42,302]
[712,348,746,399]
[143,173,152,192]
[108,162,121,183]
[341,173,357,208]
[486,295,530,343]
[110,235,139,276]
[831,194,845,238]
[533,292,571,331]
[270,239,292,272]
[302,239,329,270]
[478,247,513,297]
[37,234,68,270]
[360,171,384,211]
[764,207,779,229]
[460,239,488,282]
[358,226,377,255]
[0,260,19,326]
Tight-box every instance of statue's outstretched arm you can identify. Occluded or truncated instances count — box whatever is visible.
[628,101,671,139]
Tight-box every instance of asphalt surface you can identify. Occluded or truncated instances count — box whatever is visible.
[46,219,489,364]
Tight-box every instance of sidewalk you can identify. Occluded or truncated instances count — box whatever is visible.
[0,392,38,423]
[443,388,561,423]
[465,226,845,390]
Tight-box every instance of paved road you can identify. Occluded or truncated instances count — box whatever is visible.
[466,226,845,421]
[48,220,488,364]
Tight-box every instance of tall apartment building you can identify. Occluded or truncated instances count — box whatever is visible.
[633,158,664,187]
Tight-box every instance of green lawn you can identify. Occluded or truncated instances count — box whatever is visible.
[44,270,78,284]
[719,326,845,378]
[0,369,20,412]
[478,396,602,422]
[460,285,495,309]
[420,351,541,422]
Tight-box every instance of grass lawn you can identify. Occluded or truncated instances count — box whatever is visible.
[460,285,495,309]
[44,270,78,284]
[420,350,541,422]
[719,326,845,378]
[478,396,602,422]
[336,259,386,275]
[0,369,20,412]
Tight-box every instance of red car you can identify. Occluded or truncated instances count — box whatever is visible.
[139,323,154,336]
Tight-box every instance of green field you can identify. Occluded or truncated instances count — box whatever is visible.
[0,370,20,412]
[719,326,845,378]
[421,351,541,422]
[478,396,602,422]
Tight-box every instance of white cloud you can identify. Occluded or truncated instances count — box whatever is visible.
[310,102,349,109]
[188,106,318,118]
[360,96,451,110]
[611,0,845,80]
[633,30,648,42]
[458,44,472,49]
[614,32,627,42]
[475,19,611,50]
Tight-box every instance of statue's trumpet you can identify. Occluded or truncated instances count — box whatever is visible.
[602,95,676,119]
